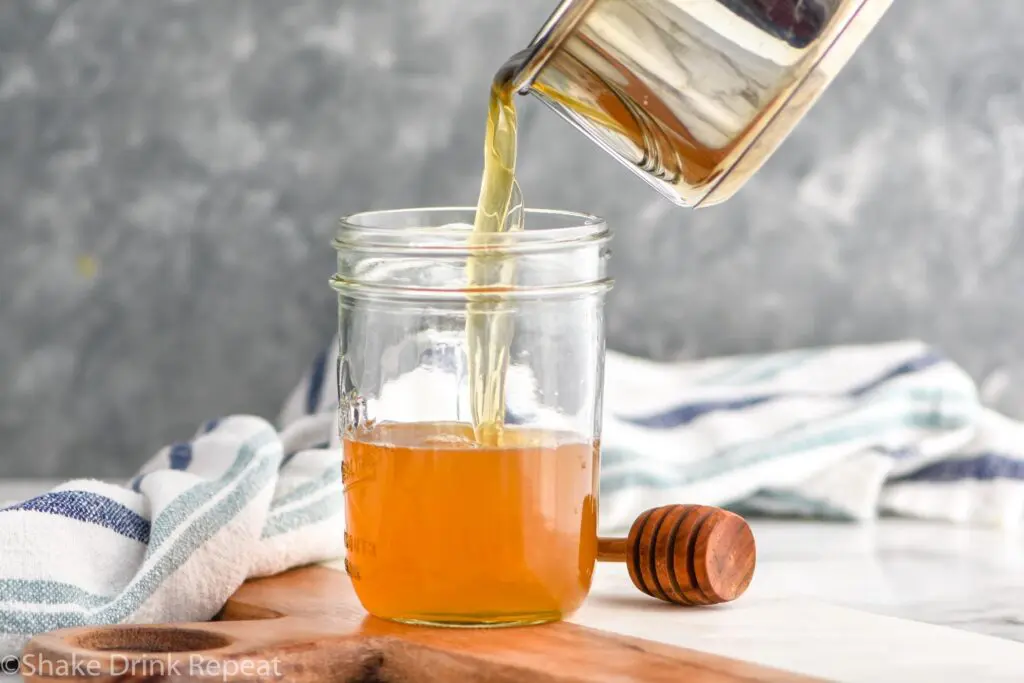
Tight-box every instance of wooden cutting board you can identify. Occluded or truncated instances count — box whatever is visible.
[23,563,822,682]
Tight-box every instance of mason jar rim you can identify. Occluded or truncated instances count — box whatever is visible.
[331,206,612,302]
[334,206,610,256]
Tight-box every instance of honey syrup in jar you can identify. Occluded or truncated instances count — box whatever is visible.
[343,422,598,626]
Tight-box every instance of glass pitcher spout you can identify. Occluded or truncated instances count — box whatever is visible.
[511,0,895,208]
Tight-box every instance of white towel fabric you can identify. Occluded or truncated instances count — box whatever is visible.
[3,338,1023,656]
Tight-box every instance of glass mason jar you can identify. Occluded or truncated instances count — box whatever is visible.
[332,207,612,627]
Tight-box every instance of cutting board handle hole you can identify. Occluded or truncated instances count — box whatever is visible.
[72,626,232,653]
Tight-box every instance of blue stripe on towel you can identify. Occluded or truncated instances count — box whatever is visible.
[600,406,974,492]
[306,349,328,415]
[890,452,1024,483]
[0,449,277,633]
[168,443,193,470]
[874,445,918,459]
[617,352,946,429]
[1,492,150,544]
[619,395,774,429]
[848,352,944,397]
[0,579,110,608]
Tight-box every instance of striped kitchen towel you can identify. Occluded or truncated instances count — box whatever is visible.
[595,341,1024,534]
[0,412,344,656]
[2,337,1021,655]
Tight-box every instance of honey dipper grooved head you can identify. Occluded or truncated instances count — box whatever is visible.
[625,504,756,606]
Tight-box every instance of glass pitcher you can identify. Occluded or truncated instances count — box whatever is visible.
[510,0,894,207]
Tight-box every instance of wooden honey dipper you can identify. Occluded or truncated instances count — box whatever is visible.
[597,504,756,606]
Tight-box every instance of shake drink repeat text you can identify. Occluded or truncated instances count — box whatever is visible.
[10,652,284,680]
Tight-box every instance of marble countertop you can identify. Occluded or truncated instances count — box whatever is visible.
[747,518,1024,643]
[571,518,1024,682]
[3,481,1023,681]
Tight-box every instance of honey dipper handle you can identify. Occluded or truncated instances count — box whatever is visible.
[597,538,628,562]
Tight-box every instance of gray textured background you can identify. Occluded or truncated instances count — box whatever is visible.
[2,0,1023,477]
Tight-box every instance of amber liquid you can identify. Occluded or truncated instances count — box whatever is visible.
[465,55,527,444]
[343,422,598,626]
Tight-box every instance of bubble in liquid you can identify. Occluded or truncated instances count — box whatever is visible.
[421,432,481,449]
